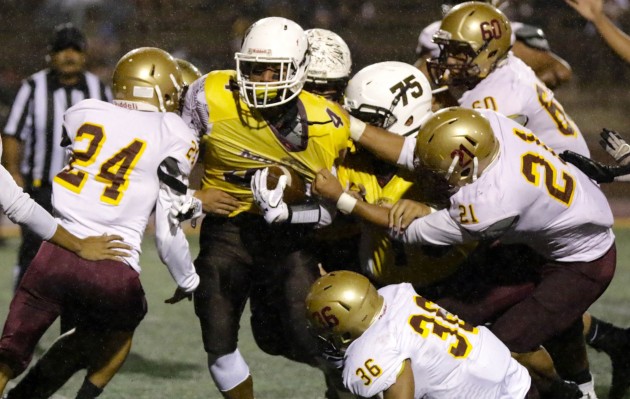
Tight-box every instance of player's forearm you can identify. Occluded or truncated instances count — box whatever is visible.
[48,224,82,253]
[155,186,200,293]
[592,13,630,64]
[351,200,390,228]
[350,116,405,165]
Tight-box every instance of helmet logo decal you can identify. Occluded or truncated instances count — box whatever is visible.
[480,20,503,41]
[451,144,474,167]
[311,306,340,329]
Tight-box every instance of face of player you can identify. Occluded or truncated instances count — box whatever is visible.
[246,62,286,83]
[50,47,86,81]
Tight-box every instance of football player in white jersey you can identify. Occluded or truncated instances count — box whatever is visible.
[0,47,200,399]
[314,107,616,399]
[306,270,535,399]
[426,1,589,157]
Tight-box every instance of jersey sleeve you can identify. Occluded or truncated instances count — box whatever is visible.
[0,165,57,240]
[162,114,199,179]
[400,209,468,246]
[154,183,200,293]
[397,137,417,171]
[343,334,406,397]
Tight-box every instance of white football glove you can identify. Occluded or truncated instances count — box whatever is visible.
[169,190,203,226]
[600,128,630,166]
[251,168,289,224]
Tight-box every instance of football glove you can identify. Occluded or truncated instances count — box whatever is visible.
[600,128,630,166]
[251,168,289,224]
[559,150,616,183]
[169,191,203,225]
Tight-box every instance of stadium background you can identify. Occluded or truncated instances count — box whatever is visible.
[0,0,629,397]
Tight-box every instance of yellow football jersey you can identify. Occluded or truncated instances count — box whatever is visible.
[338,151,475,287]
[200,71,350,216]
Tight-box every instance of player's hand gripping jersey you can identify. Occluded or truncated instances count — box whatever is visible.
[53,99,199,289]
[343,283,531,398]
[459,54,589,156]
[401,110,613,262]
[182,71,350,216]
[338,153,473,287]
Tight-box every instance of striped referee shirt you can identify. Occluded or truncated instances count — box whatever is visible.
[3,69,111,187]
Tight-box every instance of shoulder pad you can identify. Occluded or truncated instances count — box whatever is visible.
[514,24,550,51]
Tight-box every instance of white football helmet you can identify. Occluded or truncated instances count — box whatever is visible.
[304,28,352,102]
[235,17,310,108]
[344,61,433,137]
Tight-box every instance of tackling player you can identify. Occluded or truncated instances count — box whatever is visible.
[314,107,616,399]
[306,270,535,398]
[0,47,200,399]
[177,17,352,399]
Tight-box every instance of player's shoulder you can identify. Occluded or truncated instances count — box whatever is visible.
[299,92,349,129]
[162,113,198,142]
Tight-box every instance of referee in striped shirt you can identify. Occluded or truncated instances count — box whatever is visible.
[1,23,112,290]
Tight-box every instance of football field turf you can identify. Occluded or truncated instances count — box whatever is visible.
[0,227,628,398]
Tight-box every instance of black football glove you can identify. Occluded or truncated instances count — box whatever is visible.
[559,150,616,183]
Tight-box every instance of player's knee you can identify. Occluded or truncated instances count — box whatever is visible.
[208,349,250,392]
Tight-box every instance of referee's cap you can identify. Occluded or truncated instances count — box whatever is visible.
[49,23,86,53]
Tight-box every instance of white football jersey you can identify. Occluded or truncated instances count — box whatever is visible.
[343,283,531,399]
[458,54,589,156]
[401,110,614,262]
[53,99,199,272]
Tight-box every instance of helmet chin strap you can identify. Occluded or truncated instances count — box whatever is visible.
[472,157,479,182]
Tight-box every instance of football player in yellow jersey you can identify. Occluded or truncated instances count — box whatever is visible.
[177,17,351,399]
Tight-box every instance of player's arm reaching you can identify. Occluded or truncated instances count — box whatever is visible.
[155,158,200,303]
[312,168,433,229]
[0,164,129,260]
[560,128,630,182]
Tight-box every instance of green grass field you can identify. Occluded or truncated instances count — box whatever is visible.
[0,227,629,398]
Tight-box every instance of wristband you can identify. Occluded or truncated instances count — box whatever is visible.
[349,115,366,142]
[336,192,358,215]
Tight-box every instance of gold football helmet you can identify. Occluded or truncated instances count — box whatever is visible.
[414,107,499,188]
[427,1,511,88]
[176,59,202,86]
[112,47,183,113]
[305,271,384,354]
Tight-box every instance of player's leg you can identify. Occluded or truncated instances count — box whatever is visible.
[490,245,616,398]
[5,328,87,399]
[194,216,253,399]
[0,243,63,396]
[583,312,630,399]
[76,330,134,399]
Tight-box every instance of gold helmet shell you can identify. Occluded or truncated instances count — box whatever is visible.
[414,107,499,188]
[112,47,183,113]
[175,58,202,86]
[428,1,511,87]
[305,271,384,353]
